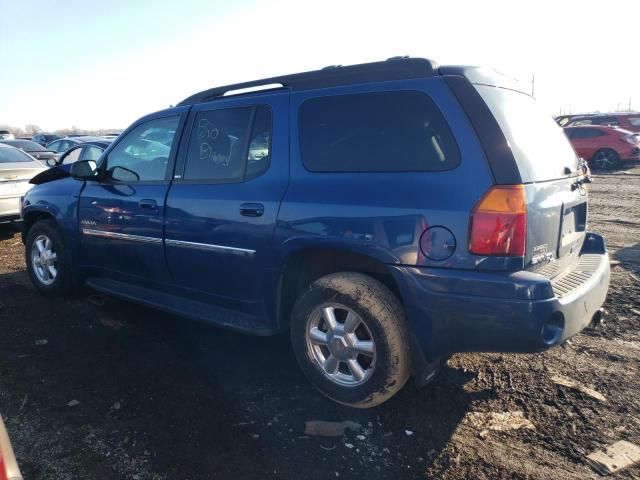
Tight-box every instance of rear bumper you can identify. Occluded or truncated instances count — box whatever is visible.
[392,232,610,360]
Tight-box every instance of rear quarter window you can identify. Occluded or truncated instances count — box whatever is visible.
[299,91,460,172]
[475,85,579,182]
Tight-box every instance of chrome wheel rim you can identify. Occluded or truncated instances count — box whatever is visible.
[31,234,58,285]
[306,303,376,387]
[593,150,617,169]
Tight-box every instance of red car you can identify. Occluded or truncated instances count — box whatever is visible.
[563,112,640,133]
[563,125,640,169]
[0,416,21,480]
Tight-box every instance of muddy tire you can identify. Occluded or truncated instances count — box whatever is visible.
[591,148,620,170]
[25,220,75,297]
[290,272,410,408]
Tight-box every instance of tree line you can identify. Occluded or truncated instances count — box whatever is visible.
[0,124,121,137]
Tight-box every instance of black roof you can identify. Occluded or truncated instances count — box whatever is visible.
[178,57,438,106]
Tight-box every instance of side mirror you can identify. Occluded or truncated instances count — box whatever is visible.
[70,160,98,180]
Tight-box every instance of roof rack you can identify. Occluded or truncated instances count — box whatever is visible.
[177,57,437,106]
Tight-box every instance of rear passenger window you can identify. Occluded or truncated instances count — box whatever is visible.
[183,105,272,182]
[299,91,460,172]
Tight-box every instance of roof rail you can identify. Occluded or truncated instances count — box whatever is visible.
[177,57,437,106]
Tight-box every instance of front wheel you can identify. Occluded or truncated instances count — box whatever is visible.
[25,220,75,297]
[290,272,410,408]
[591,148,620,170]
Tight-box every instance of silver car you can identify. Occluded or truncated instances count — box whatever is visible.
[0,144,46,221]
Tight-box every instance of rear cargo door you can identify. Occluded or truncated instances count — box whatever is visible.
[474,84,586,273]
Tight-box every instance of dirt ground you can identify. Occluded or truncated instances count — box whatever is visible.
[0,167,639,480]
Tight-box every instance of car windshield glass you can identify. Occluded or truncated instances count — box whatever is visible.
[475,85,579,181]
[0,147,33,163]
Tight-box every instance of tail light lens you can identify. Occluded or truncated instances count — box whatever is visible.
[469,185,526,256]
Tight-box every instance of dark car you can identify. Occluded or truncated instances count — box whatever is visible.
[0,139,56,164]
[20,58,610,407]
[32,134,61,146]
[56,140,112,166]
[564,125,640,169]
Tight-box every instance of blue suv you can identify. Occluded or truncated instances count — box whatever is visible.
[21,58,610,407]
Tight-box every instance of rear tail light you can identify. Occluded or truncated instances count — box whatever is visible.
[469,185,526,257]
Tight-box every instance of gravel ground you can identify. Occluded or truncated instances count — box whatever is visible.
[0,167,638,479]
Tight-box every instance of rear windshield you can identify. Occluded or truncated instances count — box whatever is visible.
[475,85,579,182]
[0,147,33,163]
[6,140,46,151]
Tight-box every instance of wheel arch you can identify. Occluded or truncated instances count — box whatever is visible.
[276,246,404,331]
[21,209,58,243]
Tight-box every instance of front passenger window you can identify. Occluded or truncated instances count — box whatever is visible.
[106,116,180,182]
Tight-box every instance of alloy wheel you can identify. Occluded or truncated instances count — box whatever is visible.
[306,303,376,387]
[31,234,58,286]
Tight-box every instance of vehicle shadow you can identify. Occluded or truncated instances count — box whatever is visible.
[0,273,485,479]
[0,222,21,241]
[613,242,640,275]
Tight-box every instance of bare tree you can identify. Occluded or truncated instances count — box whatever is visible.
[24,124,43,135]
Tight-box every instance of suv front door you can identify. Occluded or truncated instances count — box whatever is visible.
[164,91,289,315]
[78,112,185,284]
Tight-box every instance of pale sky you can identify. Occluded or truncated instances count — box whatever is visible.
[1,0,639,131]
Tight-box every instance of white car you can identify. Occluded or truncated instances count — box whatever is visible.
[0,130,15,140]
[0,144,46,221]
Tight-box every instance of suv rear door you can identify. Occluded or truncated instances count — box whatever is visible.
[163,90,289,314]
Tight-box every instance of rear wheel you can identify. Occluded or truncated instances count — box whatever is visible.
[290,272,410,408]
[25,220,75,297]
[591,148,620,170]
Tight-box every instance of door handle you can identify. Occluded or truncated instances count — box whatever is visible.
[240,203,264,217]
[138,199,157,209]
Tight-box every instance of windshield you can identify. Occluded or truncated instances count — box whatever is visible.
[0,147,33,163]
[475,85,579,182]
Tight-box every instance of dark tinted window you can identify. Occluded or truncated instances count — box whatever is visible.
[592,116,619,126]
[588,129,608,138]
[184,105,272,181]
[299,91,460,172]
